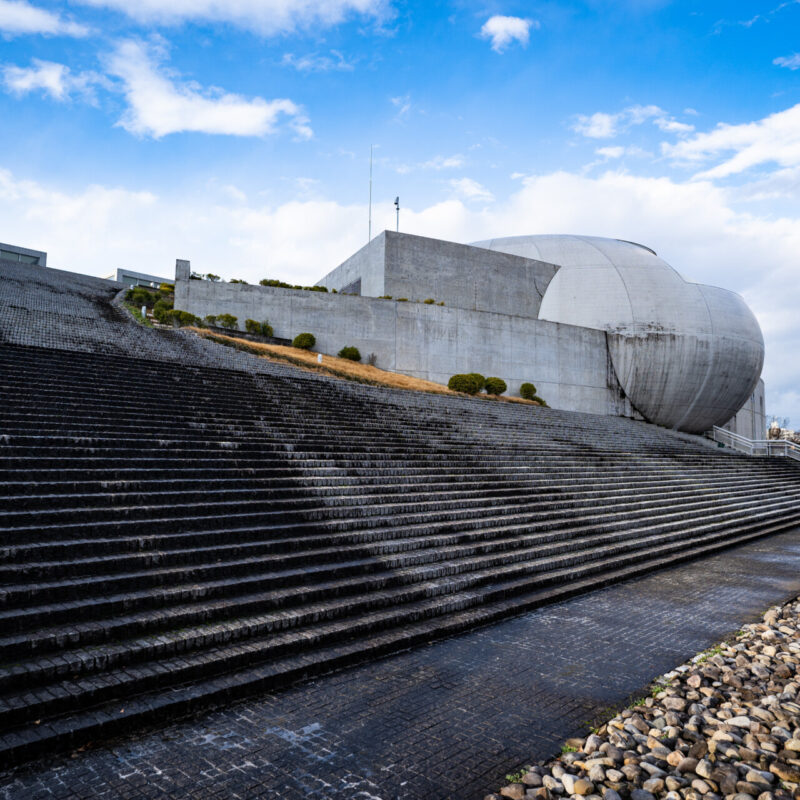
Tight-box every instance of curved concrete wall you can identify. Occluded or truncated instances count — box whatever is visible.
[474,235,764,434]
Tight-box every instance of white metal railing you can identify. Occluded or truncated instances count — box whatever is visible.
[712,426,800,462]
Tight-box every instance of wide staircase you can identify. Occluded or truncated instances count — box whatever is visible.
[2,263,800,768]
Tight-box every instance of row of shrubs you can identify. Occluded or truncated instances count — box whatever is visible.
[447,374,547,403]
[448,373,506,395]
[377,295,445,306]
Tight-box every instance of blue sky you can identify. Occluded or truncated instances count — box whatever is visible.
[1,0,800,423]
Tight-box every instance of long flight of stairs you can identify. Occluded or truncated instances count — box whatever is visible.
[2,260,800,768]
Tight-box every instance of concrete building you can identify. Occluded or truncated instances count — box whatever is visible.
[175,232,767,436]
[0,242,47,266]
[105,268,171,288]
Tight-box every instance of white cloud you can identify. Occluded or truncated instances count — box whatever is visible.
[281,50,354,72]
[396,154,464,173]
[664,103,800,179]
[2,58,104,102]
[573,104,693,139]
[106,39,311,139]
[596,146,625,159]
[449,177,493,202]
[390,93,411,117]
[479,15,537,53]
[774,53,800,70]
[0,0,89,37]
[74,0,388,35]
[573,111,619,138]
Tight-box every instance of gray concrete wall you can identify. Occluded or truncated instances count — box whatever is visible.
[383,231,559,318]
[317,231,559,319]
[316,233,386,297]
[175,272,626,416]
[722,379,766,439]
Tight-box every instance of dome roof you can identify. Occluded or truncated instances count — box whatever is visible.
[470,234,764,433]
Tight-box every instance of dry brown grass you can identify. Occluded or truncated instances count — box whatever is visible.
[187,327,543,406]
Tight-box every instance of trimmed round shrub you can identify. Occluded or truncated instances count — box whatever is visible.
[485,377,507,396]
[468,373,486,391]
[448,374,483,395]
[338,346,361,362]
[520,382,537,400]
[216,313,238,330]
[293,332,316,349]
[423,298,435,304]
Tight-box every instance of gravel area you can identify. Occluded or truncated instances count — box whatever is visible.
[492,598,800,800]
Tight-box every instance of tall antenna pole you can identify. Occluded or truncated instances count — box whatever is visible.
[368,144,373,243]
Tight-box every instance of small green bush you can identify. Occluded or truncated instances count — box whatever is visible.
[216,313,238,329]
[378,295,392,300]
[396,297,408,302]
[230,278,248,284]
[293,332,316,349]
[485,377,507,395]
[468,373,486,391]
[165,309,201,327]
[158,282,175,293]
[532,395,548,407]
[423,298,435,304]
[448,374,483,395]
[338,346,361,362]
[152,297,174,323]
[520,382,537,400]
[126,287,159,308]
[260,321,274,337]
[206,273,221,282]
[245,319,261,334]
[204,314,217,326]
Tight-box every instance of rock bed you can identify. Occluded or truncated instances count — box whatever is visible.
[491,598,800,800]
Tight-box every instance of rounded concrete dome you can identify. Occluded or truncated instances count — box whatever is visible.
[471,234,764,433]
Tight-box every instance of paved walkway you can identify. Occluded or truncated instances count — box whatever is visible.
[3,529,800,800]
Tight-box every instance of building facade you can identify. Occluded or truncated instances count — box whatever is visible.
[175,232,767,437]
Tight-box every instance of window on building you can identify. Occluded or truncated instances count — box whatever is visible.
[1,249,39,265]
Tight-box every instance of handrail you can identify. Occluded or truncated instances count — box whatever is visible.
[712,426,800,462]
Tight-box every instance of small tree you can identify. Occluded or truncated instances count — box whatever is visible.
[204,314,217,327]
[206,273,221,282]
[520,382,537,400]
[293,332,316,349]
[245,319,261,334]
[338,346,361,362]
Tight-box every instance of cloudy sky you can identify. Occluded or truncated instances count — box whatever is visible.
[1,0,799,422]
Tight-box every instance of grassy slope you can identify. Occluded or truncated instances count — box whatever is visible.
[186,328,543,406]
